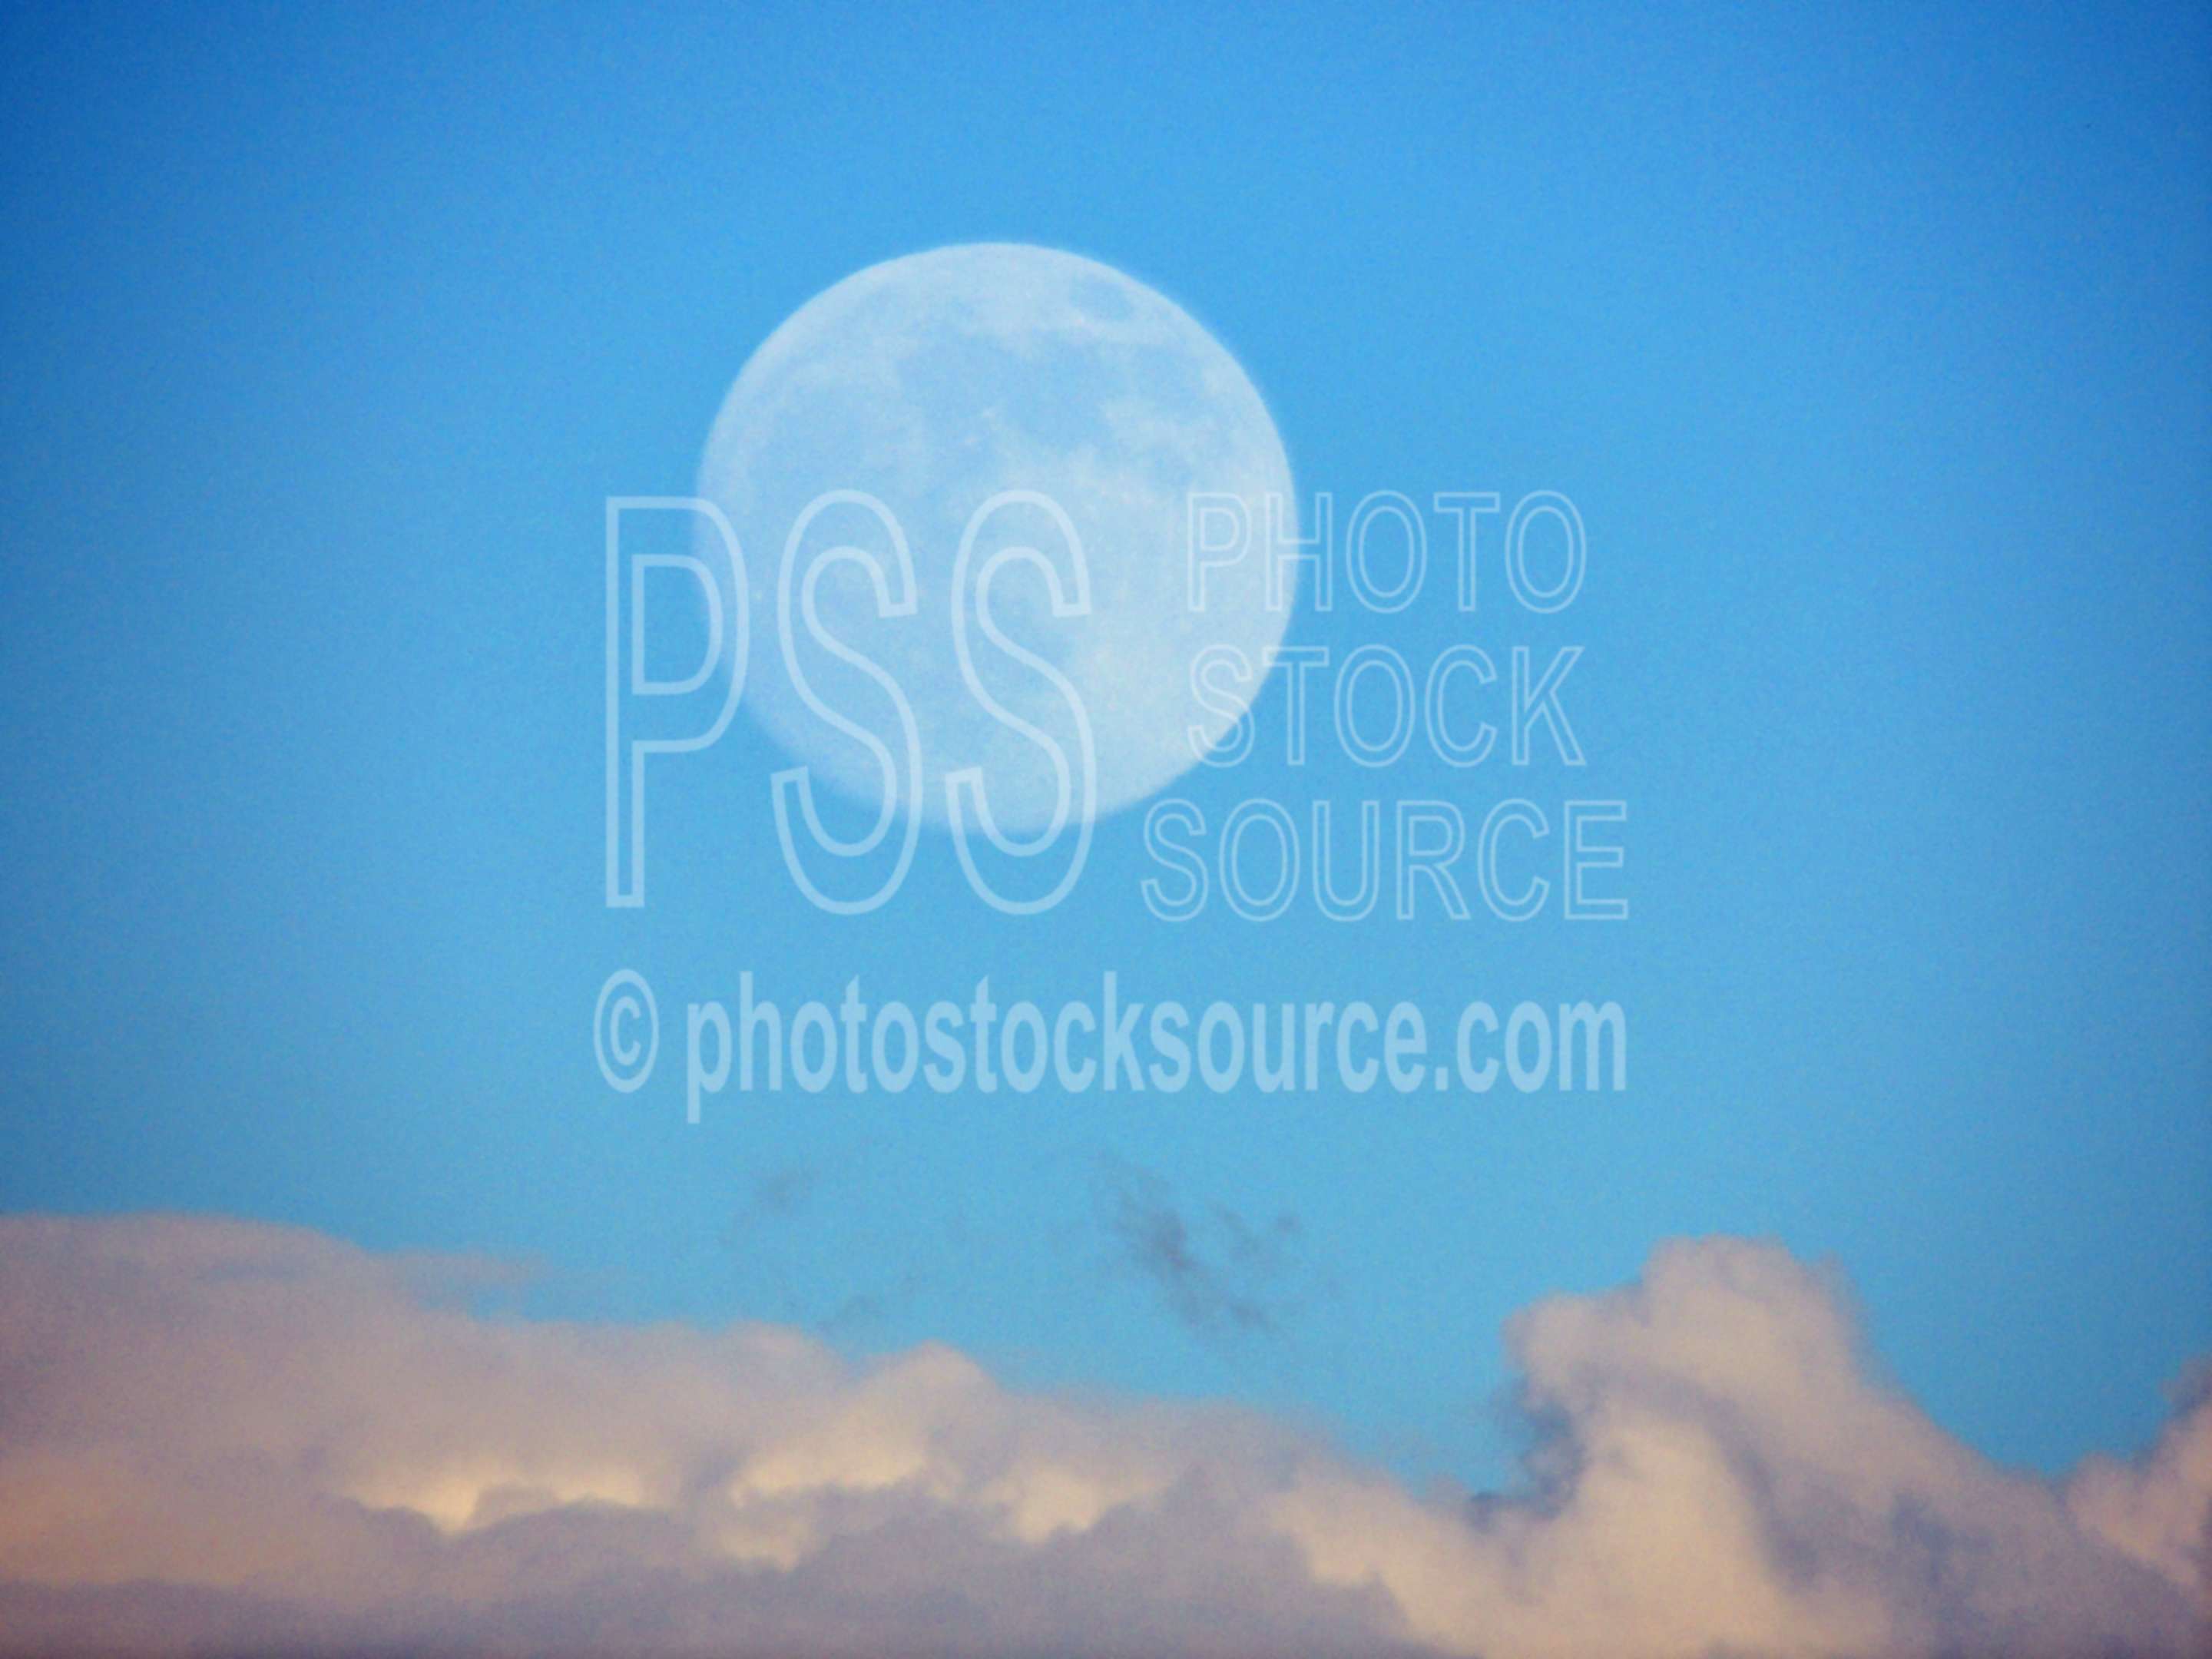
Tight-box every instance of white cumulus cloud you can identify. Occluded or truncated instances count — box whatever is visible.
[0,1214,2202,1656]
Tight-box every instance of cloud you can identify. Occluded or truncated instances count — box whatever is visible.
[1094,1157,1312,1340]
[0,1215,2202,1656]
[731,1161,825,1231]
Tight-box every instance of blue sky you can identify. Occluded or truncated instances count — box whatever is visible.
[1,0,2207,1502]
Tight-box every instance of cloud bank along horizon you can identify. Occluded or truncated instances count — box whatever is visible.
[0,1211,2204,1656]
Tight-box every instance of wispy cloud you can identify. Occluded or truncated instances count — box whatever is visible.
[0,1213,2203,1655]
[1094,1157,1312,1341]
[729,1162,824,1233]
[717,1158,929,1338]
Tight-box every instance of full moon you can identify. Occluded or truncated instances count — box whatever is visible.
[697,243,1296,831]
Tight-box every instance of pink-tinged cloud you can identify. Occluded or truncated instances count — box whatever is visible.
[0,1214,2202,1656]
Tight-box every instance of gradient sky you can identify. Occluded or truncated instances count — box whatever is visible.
[1,0,2207,1503]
